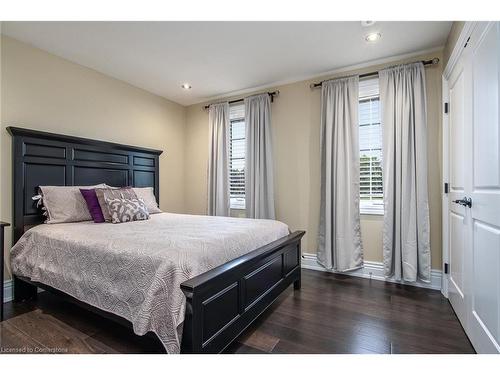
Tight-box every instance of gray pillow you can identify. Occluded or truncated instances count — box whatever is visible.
[132,187,161,214]
[95,187,137,222]
[39,184,107,224]
[105,197,150,224]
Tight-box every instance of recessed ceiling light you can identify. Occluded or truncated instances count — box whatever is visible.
[181,83,192,90]
[361,21,376,27]
[365,32,381,42]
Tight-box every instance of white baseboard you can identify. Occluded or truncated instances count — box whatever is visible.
[301,253,442,291]
[3,279,13,303]
[2,279,44,303]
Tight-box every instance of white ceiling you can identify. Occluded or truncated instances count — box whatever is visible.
[2,21,452,106]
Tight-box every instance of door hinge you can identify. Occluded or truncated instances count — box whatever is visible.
[444,102,449,114]
[444,182,449,194]
[444,263,449,274]
[464,36,471,48]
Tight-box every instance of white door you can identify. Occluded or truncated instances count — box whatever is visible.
[445,21,500,354]
[447,43,469,330]
[467,22,500,353]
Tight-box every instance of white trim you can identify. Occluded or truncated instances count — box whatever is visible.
[442,74,450,298]
[301,253,442,291]
[443,22,477,79]
[229,198,245,210]
[2,280,44,303]
[360,203,384,216]
[360,210,384,216]
[3,279,13,303]
[441,21,477,299]
[195,46,445,105]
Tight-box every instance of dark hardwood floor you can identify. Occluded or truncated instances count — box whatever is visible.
[0,269,475,354]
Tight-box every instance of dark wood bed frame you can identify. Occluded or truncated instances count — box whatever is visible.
[7,126,305,354]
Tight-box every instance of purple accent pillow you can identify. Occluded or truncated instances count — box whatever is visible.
[80,188,105,223]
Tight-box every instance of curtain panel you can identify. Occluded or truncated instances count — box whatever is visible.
[379,62,431,282]
[207,102,230,216]
[244,93,276,219]
[318,76,364,271]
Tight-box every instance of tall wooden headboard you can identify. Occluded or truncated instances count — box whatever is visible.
[7,127,163,243]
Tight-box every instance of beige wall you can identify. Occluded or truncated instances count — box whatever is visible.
[1,36,187,279]
[185,50,444,269]
[443,22,465,68]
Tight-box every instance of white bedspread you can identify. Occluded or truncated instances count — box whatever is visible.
[10,212,289,353]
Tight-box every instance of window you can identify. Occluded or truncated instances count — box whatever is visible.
[229,104,246,210]
[359,77,383,215]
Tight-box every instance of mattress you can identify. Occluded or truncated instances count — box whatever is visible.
[10,212,289,353]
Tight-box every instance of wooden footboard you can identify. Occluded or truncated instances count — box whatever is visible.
[180,230,305,354]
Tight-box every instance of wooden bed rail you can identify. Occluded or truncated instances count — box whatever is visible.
[180,230,305,353]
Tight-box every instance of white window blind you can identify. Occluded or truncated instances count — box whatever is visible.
[359,77,383,214]
[229,104,245,210]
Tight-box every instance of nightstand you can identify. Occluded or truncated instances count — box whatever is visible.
[1,221,10,322]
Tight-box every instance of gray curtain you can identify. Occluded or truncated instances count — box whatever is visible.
[244,93,275,219]
[379,62,431,282]
[318,76,364,271]
[208,102,230,216]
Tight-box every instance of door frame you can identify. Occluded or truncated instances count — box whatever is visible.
[441,21,476,298]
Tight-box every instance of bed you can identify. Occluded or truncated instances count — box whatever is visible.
[7,127,305,353]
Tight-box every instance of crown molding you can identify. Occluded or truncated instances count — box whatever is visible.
[193,45,444,106]
[443,22,477,79]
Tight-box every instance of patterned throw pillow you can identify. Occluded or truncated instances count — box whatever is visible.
[105,197,150,224]
[95,187,137,222]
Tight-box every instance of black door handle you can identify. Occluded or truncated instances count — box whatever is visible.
[453,197,472,208]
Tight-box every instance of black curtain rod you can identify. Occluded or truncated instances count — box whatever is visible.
[203,91,280,110]
[310,58,440,89]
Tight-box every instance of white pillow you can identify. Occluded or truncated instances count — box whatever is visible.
[39,184,107,224]
[132,187,162,214]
